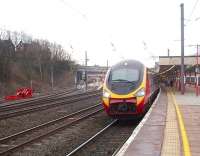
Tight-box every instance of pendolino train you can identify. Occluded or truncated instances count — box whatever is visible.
[102,60,159,118]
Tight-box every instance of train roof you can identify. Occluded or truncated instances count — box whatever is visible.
[111,60,144,69]
[110,60,159,75]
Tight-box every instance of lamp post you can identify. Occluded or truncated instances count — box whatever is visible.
[180,3,185,94]
[85,51,89,91]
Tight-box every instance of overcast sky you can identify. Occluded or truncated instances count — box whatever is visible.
[0,0,200,67]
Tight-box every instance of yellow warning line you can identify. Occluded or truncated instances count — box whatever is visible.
[170,92,191,156]
[161,92,180,156]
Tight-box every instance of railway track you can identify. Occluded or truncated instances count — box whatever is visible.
[0,99,4,104]
[0,103,103,155]
[0,88,79,106]
[66,120,137,156]
[0,89,95,111]
[0,90,101,120]
[65,90,160,156]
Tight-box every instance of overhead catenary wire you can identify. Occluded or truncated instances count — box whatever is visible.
[59,0,87,20]
[185,0,199,25]
[142,41,158,62]
[188,0,199,20]
[59,0,112,66]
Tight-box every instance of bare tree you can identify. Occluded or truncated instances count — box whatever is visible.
[10,31,21,47]
[0,29,75,95]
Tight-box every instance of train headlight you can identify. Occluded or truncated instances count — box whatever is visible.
[136,88,145,97]
[103,90,110,98]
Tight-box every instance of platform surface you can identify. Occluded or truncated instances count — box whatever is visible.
[116,86,200,156]
[116,89,167,156]
[174,86,200,156]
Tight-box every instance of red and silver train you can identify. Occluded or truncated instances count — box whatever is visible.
[102,60,159,118]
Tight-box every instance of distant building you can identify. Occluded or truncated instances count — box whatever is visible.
[76,65,108,84]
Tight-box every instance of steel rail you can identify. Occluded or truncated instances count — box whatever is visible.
[0,90,99,112]
[0,88,81,109]
[0,103,101,143]
[0,106,103,155]
[66,119,118,156]
[0,88,77,109]
[0,92,101,120]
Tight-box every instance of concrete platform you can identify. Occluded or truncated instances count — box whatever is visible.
[115,86,200,156]
[173,86,200,156]
[115,89,167,156]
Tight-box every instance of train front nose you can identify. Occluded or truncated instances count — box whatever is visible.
[117,104,128,112]
[102,91,146,117]
[108,98,137,114]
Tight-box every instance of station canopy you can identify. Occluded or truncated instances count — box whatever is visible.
[159,56,199,66]
[159,55,199,76]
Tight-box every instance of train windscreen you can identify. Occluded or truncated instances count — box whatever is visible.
[107,64,143,94]
[111,68,140,82]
